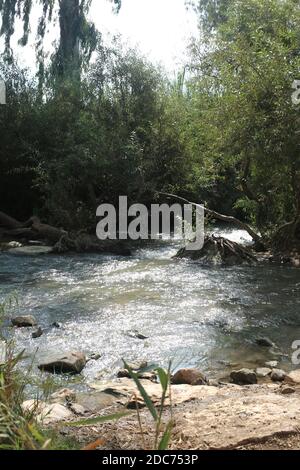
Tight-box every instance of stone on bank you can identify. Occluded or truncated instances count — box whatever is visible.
[230,368,257,385]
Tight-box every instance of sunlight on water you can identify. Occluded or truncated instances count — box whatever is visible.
[1,229,300,388]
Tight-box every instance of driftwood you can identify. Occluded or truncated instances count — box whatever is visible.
[0,212,131,256]
[157,192,265,250]
[175,235,257,266]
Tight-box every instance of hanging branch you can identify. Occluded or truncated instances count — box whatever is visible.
[156,191,264,248]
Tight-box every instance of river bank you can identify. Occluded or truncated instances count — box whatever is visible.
[23,367,300,450]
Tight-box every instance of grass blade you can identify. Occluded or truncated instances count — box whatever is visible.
[123,360,158,421]
[158,422,173,450]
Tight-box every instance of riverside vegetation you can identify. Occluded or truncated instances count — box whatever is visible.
[1,0,300,451]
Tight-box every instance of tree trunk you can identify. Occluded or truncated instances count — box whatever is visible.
[57,0,81,80]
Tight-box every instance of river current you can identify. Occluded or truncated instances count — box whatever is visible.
[1,228,300,387]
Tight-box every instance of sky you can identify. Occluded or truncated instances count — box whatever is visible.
[91,0,199,71]
[2,0,199,74]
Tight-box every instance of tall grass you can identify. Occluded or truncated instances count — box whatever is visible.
[0,295,53,450]
[123,360,174,450]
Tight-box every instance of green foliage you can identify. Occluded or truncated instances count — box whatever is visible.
[0,348,48,450]
[1,0,300,245]
[0,40,192,228]
[187,0,300,237]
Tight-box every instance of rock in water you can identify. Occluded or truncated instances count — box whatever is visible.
[12,315,37,327]
[270,369,286,382]
[32,327,43,339]
[256,337,275,348]
[38,352,86,374]
[171,369,208,386]
[230,369,257,385]
[127,330,149,340]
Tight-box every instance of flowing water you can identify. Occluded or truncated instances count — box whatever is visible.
[1,228,300,388]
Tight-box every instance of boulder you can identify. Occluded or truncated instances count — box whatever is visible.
[287,370,300,384]
[12,315,37,327]
[256,367,272,378]
[172,369,208,386]
[270,369,286,382]
[75,392,118,413]
[22,400,72,424]
[230,369,257,385]
[38,351,86,374]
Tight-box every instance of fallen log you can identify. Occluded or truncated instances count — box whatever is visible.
[0,211,131,256]
[157,192,265,250]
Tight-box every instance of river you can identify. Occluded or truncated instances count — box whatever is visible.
[1,228,300,388]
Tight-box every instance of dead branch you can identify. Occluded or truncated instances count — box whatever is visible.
[157,191,264,248]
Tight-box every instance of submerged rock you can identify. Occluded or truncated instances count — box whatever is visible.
[172,369,208,386]
[12,315,37,327]
[38,351,86,374]
[230,369,257,385]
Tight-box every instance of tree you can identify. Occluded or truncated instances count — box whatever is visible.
[0,0,122,79]
[187,0,233,32]
[188,0,300,251]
